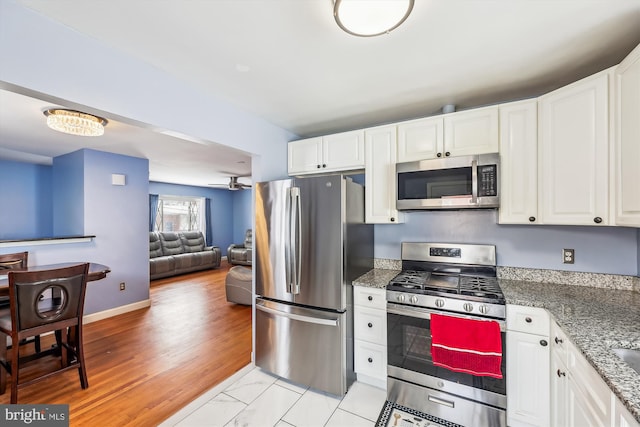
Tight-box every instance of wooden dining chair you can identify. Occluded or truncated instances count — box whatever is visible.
[0,252,29,309]
[0,263,90,404]
[0,251,40,352]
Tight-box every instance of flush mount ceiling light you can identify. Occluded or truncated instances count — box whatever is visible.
[333,0,414,37]
[43,109,108,137]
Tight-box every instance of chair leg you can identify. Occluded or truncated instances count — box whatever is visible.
[59,329,68,369]
[10,334,19,404]
[0,334,7,394]
[76,327,88,389]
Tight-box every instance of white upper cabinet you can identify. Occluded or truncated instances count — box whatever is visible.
[538,68,612,226]
[397,106,499,162]
[397,116,444,162]
[288,130,364,175]
[444,106,499,157]
[364,125,404,224]
[499,100,538,224]
[615,43,640,227]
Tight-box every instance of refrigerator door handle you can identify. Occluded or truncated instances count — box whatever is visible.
[256,303,339,327]
[285,187,293,294]
[290,186,301,295]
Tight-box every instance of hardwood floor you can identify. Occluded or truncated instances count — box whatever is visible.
[0,261,253,426]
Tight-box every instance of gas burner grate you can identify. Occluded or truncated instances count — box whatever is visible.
[458,276,503,299]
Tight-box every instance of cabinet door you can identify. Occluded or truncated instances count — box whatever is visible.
[288,137,323,175]
[499,100,539,224]
[397,116,444,162]
[614,397,640,427]
[443,106,499,157]
[551,352,569,427]
[615,43,640,227]
[507,330,550,427]
[364,125,404,224]
[539,69,611,226]
[322,130,365,172]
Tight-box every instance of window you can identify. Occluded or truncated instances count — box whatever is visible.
[154,195,206,234]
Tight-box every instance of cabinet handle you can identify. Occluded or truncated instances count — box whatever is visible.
[557,369,566,378]
[390,217,395,222]
[555,337,563,344]
[316,164,321,169]
[540,340,548,347]
[322,164,327,168]
[368,357,373,363]
[528,216,536,222]
[368,322,373,328]
[525,317,532,323]
[437,153,442,158]
[368,296,373,301]
[445,151,451,157]
[594,217,602,224]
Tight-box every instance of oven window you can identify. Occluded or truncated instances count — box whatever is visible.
[398,167,472,200]
[387,311,506,395]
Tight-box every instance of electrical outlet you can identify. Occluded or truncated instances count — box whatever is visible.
[563,249,575,264]
[119,282,126,291]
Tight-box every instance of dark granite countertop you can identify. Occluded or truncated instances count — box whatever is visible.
[352,267,640,423]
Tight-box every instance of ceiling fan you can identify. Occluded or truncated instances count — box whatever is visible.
[209,176,252,191]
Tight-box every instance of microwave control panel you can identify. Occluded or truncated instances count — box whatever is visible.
[478,165,497,197]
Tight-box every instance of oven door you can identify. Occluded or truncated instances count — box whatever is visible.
[387,302,507,408]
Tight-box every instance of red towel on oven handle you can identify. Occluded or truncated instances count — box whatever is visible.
[430,313,503,379]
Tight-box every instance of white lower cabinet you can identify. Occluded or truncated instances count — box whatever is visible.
[353,286,387,390]
[549,321,640,427]
[506,305,551,427]
[614,397,640,427]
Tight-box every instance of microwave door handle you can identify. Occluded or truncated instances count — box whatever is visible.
[471,159,478,204]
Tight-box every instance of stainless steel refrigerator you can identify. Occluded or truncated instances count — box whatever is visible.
[254,174,373,396]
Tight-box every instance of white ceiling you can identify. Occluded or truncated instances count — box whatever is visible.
[2,0,640,187]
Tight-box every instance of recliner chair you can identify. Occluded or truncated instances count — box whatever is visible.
[227,229,252,266]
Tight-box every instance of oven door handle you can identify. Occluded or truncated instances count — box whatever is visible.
[387,302,506,331]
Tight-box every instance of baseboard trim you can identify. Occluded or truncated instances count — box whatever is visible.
[83,299,151,324]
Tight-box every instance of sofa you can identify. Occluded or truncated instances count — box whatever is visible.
[149,231,221,280]
[227,229,252,266]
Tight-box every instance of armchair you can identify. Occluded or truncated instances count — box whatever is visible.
[227,229,252,266]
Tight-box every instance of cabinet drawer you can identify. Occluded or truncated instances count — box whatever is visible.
[507,305,550,336]
[354,340,387,380]
[354,306,386,345]
[354,286,386,310]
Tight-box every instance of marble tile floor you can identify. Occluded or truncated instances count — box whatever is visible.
[160,364,387,427]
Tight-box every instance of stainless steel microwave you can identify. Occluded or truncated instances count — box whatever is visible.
[396,153,500,210]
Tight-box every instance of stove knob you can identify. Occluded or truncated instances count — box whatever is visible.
[478,304,489,314]
[435,299,445,308]
[397,294,405,303]
[410,296,418,304]
[463,303,474,312]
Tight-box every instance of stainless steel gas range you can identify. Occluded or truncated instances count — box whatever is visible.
[386,242,507,427]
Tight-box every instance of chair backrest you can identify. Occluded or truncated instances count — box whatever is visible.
[0,252,28,271]
[8,263,89,331]
[149,232,163,259]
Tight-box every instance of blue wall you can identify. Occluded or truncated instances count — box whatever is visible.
[232,189,253,243]
[375,210,639,276]
[0,149,150,314]
[149,181,251,255]
[52,150,85,236]
[0,159,53,239]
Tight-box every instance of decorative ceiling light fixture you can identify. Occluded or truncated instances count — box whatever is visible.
[43,109,108,137]
[333,0,414,37]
